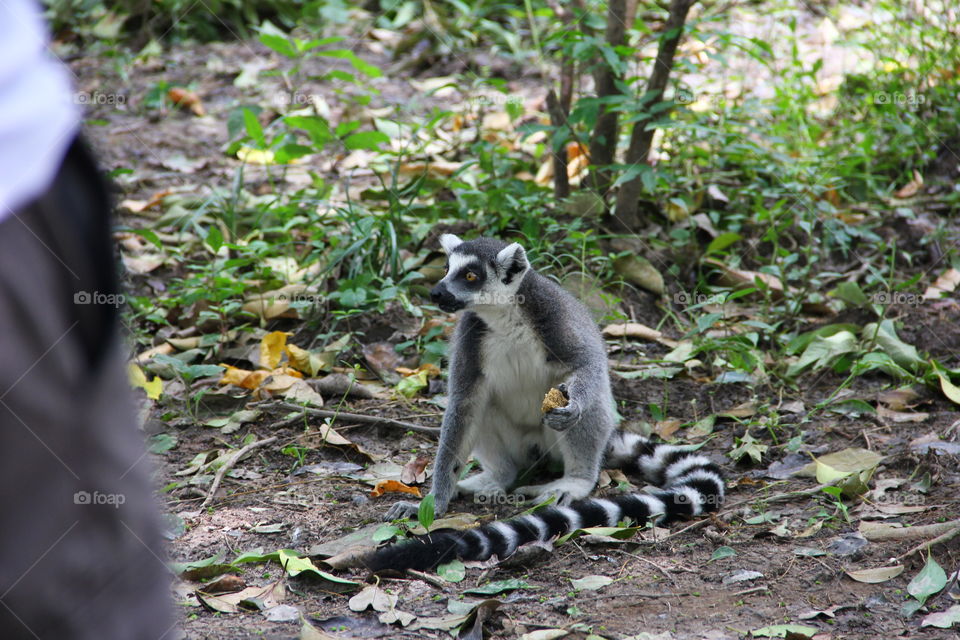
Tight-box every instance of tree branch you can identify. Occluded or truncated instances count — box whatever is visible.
[546,90,571,199]
[614,0,695,225]
[587,0,628,198]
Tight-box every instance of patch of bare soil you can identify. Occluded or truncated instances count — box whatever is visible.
[143,302,960,640]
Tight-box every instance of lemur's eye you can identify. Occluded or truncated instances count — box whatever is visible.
[464,271,478,282]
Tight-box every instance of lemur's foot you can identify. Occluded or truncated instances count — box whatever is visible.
[514,478,594,506]
[457,472,507,495]
[383,500,419,521]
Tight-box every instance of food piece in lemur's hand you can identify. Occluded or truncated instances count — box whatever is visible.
[541,386,569,413]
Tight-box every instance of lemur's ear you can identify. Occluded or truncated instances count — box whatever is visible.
[495,243,529,285]
[439,234,463,254]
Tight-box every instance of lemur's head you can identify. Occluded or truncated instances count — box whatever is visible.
[430,234,530,313]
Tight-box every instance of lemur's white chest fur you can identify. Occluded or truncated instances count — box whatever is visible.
[474,304,567,428]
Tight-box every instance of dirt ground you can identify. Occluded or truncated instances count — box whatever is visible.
[68,25,960,640]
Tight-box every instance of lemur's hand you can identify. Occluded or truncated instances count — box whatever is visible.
[543,383,581,431]
[383,500,419,521]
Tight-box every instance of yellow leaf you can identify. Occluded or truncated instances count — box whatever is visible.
[894,169,923,199]
[395,363,441,378]
[936,370,960,405]
[260,331,290,370]
[128,363,163,400]
[237,147,276,165]
[286,343,322,377]
[923,268,960,300]
[219,365,269,390]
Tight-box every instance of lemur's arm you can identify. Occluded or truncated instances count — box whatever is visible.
[426,394,478,514]
[384,314,487,521]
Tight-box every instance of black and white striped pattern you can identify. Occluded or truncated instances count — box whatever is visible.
[364,433,724,572]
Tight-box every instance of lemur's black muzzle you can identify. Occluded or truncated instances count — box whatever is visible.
[430,283,465,312]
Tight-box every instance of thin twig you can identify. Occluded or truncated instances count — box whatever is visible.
[200,436,279,509]
[406,569,449,589]
[897,521,960,561]
[580,589,692,600]
[268,402,440,435]
[666,482,836,539]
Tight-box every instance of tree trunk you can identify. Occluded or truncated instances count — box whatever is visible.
[587,0,627,198]
[614,0,695,226]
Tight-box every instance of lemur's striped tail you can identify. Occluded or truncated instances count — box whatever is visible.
[364,433,723,573]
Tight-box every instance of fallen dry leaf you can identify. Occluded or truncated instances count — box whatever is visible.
[893,169,923,199]
[242,285,307,321]
[876,406,929,424]
[261,372,304,393]
[260,331,290,370]
[923,267,960,300]
[280,378,324,407]
[718,401,758,418]
[877,387,921,411]
[845,565,905,584]
[363,341,402,381]
[653,419,683,439]
[220,365,270,390]
[128,363,163,400]
[203,575,247,594]
[567,152,590,185]
[400,455,430,485]
[533,156,553,186]
[370,479,422,499]
[195,580,284,613]
[118,189,172,214]
[601,322,677,347]
[286,343,323,377]
[398,160,463,177]
[122,253,164,274]
[219,365,301,391]
[396,363,441,378]
[706,258,785,297]
[168,87,206,116]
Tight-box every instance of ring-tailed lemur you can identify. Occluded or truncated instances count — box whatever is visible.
[372,235,723,571]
